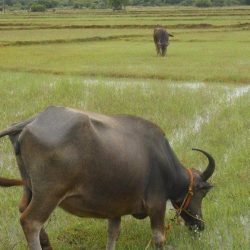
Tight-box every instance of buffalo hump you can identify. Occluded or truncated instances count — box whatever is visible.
[24,106,91,147]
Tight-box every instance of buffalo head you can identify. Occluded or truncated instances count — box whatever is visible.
[172,148,215,231]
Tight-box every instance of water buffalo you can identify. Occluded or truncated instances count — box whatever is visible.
[0,106,215,250]
[153,26,174,57]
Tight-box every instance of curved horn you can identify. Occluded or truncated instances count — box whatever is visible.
[192,148,215,181]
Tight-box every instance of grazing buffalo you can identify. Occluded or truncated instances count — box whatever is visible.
[153,26,174,57]
[0,106,215,250]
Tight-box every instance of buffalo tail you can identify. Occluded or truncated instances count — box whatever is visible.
[0,115,36,187]
[0,115,36,139]
[0,177,23,187]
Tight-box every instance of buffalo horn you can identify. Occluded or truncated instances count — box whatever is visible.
[192,148,215,181]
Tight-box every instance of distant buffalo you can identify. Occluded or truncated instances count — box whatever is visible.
[153,26,174,57]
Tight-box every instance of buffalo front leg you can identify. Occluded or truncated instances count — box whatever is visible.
[106,217,121,250]
[149,209,166,250]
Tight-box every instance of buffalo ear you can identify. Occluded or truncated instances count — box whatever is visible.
[197,182,214,191]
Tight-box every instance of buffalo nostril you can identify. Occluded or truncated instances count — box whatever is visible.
[198,223,205,231]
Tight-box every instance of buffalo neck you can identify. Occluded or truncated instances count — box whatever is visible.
[170,162,190,202]
[163,140,191,202]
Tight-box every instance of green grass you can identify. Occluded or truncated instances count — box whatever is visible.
[0,33,249,83]
[0,6,249,250]
[0,7,249,83]
[0,29,147,43]
[0,73,249,250]
[0,6,249,27]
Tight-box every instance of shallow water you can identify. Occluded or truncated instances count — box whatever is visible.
[168,84,250,146]
[226,85,250,103]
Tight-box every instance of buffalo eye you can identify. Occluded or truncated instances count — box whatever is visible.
[196,182,213,194]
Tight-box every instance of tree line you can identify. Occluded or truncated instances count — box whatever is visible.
[1,0,249,12]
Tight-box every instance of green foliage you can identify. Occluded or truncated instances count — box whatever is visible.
[30,3,46,12]
[109,0,128,10]
[5,0,15,6]
[164,0,182,4]
[1,0,249,10]
[68,0,107,9]
[37,0,58,8]
[195,0,212,7]
[181,0,193,5]
[211,0,224,6]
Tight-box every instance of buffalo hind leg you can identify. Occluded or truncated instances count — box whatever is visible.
[163,42,169,57]
[106,217,121,250]
[19,187,52,250]
[19,186,32,214]
[40,229,52,250]
[20,194,60,250]
[161,46,167,57]
[149,208,166,250]
[155,44,160,56]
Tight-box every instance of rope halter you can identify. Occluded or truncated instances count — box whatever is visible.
[172,168,205,223]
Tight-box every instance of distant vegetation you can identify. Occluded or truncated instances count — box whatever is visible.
[1,0,250,11]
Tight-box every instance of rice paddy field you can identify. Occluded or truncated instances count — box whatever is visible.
[0,6,249,250]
